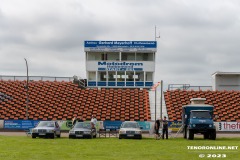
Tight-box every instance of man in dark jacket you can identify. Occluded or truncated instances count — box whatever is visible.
[161,116,168,139]
[154,118,160,139]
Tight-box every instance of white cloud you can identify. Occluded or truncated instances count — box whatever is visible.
[0,0,240,88]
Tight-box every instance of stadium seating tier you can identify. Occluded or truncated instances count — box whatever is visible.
[164,90,240,122]
[0,80,151,121]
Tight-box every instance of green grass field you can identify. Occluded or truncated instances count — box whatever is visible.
[0,136,239,160]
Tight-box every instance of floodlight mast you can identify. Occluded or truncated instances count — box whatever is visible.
[160,80,163,120]
[24,58,29,120]
[154,26,161,121]
[152,82,161,122]
[155,25,160,41]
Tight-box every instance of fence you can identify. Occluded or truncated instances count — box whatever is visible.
[0,75,74,82]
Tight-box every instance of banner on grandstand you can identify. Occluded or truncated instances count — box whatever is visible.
[104,121,122,129]
[3,120,103,131]
[103,121,150,131]
[98,61,143,71]
[4,120,40,129]
[168,121,182,131]
[4,120,240,132]
[61,120,103,131]
[138,121,151,130]
[217,122,240,131]
[84,41,157,52]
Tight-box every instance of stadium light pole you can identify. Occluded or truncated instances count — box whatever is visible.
[155,25,160,41]
[155,88,157,122]
[154,25,160,122]
[24,58,29,120]
[152,82,160,122]
[160,80,163,120]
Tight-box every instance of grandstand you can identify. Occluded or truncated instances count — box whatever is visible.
[164,73,240,123]
[0,79,150,121]
[1,77,240,126]
[1,39,240,131]
[164,89,240,122]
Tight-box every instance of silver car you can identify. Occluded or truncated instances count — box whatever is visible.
[32,121,61,139]
[69,122,97,139]
[119,121,142,139]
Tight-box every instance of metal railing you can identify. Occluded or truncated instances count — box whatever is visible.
[0,75,74,82]
[168,84,212,91]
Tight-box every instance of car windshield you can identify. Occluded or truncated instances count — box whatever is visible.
[191,111,211,119]
[74,122,91,129]
[122,122,139,128]
[37,121,55,127]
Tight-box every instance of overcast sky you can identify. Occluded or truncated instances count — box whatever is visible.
[0,0,240,88]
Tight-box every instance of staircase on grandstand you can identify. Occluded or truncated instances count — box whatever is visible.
[149,89,167,121]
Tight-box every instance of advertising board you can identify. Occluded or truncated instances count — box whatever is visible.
[84,41,157,52]
[4,120,39,129]
[98,61,143,71]
[217,122,240,131]
[4,120,239,132]
[103,121,151,131]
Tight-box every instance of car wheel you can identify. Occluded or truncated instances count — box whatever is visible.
[32,135,36,139]
[187,129,194,140]
[57,132,61,138]
[90,133,93,139]
[183,126,187,139]
[119,136,122,139]
[50,133,55,139]
[203,133,209,139]
[209,130,216,140]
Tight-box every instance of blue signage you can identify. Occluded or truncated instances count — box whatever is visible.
[103,121,151,131]
[98,61,143,71]
[168,121,182,128]
[84,41,157,52]
[104,121,122,130]
[4,120,39,130]
[138,121,151,130]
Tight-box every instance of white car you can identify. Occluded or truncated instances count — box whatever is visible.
[32,121,61,139]
[119,121,142,139]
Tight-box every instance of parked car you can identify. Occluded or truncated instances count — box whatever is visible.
[119,121,142,139]
[32,121,61,139]
[69,122,97,139]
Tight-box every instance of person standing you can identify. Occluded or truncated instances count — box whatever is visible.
[91,115,97,129]
[72,116,83,127]
[161,116,168,139]
[72,117,77,126]
[154,118,160,139]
